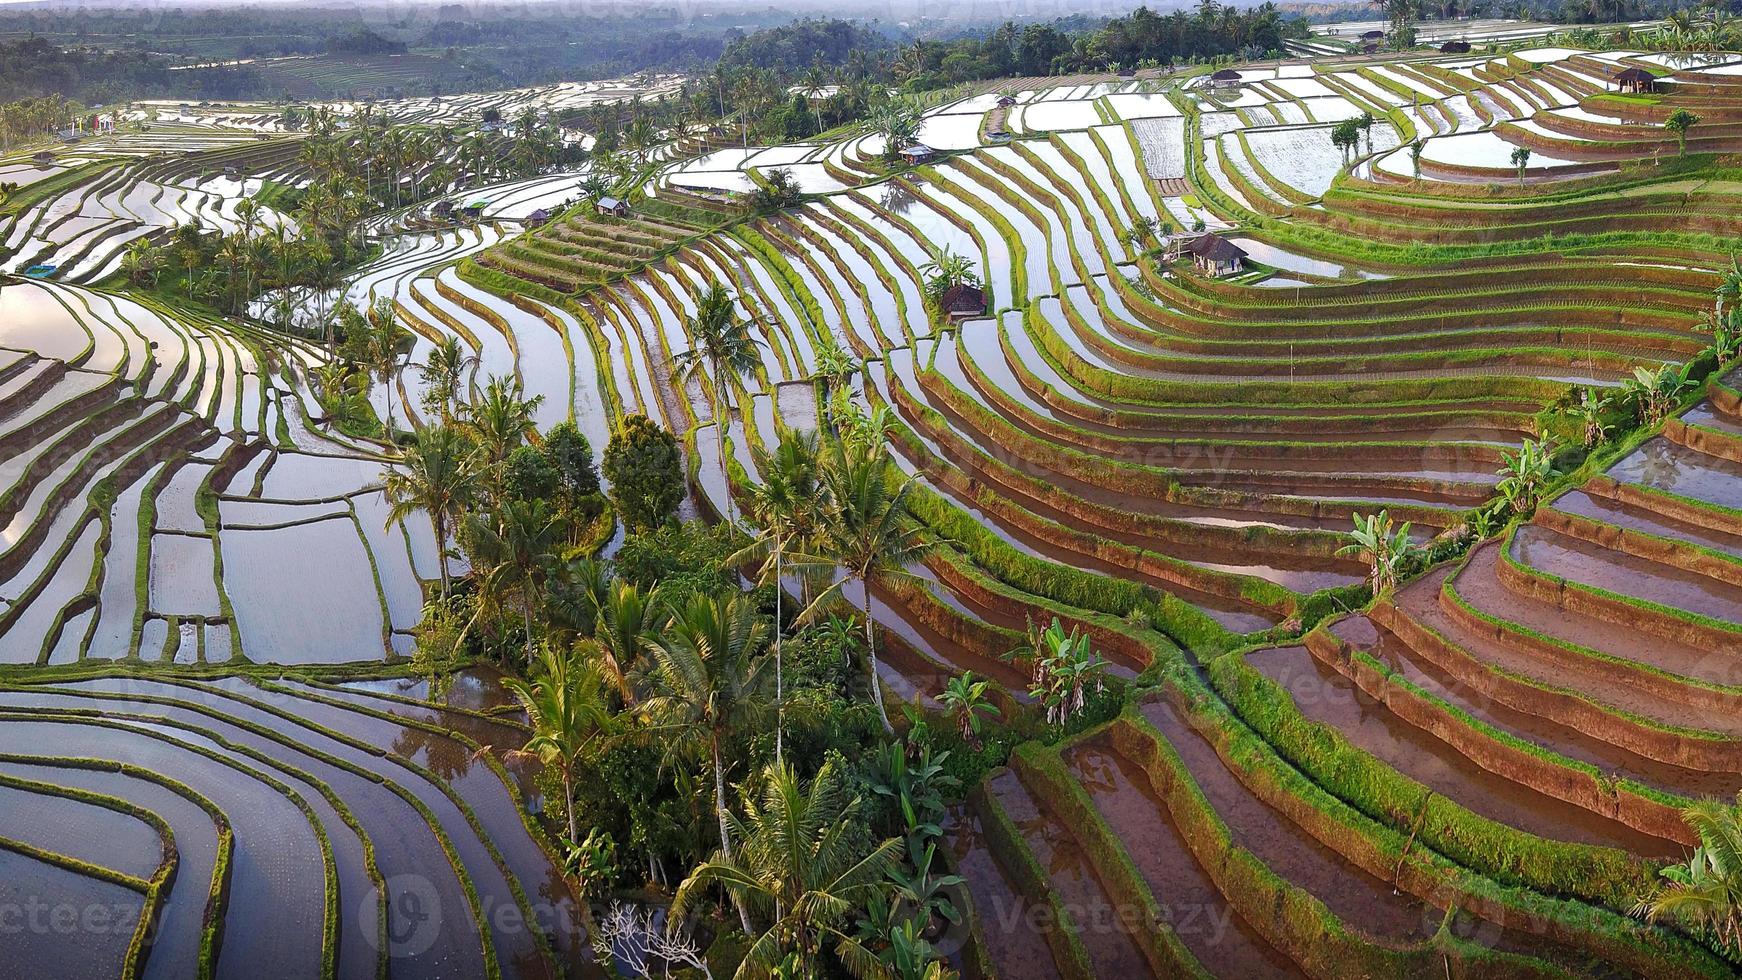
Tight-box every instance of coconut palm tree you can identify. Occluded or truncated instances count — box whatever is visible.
[461,498,562,665]
[1635,792,1742,956]
[420,335,478,423]
[504,642,613,843]
[583,580,660,704]
[671,759,904,979]
[364,299,412,437]
[731,428,823,762]
[642,589,773,932]
[673,284,764,522]
[462,374,545,487]
[793,441,933,733]
[381,425,480,599]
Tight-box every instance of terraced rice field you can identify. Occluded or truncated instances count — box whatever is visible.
[6,41,1742,980]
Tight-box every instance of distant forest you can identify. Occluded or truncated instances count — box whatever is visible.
[0,0,1715,106]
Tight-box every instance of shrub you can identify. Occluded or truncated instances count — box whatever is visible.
[602,414,683,532]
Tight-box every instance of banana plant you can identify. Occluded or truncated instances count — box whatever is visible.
[938,671,1000,749]
[1495,438,1561,514]
[1625,362,1695,426]
[1569,386,1612,449]
[1014,618,1106,726]
[1337,510,1414,594]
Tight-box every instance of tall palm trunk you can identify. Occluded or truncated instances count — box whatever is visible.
[712,736,756,934]
[563,766,578,843]
[435,512,451,598]
[774,537,783,764]
[715,373,733,522]
[861,576,892,732]
[523,596,537,667]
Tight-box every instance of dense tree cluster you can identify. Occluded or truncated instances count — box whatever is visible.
[0,38,263,104]
[324,29,408,57]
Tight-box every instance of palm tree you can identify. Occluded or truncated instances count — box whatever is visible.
[365,299,411,437]
[420,335,478,423]
[793,441,933,733]
[504,642,613,843]
[672,759,904,979]
[1409,140,1426,182]
[673,284,764,522]
[462,374,545,486]
[1337,510,1413,594]
[583,580,660,704]
[462,498,562,665]
[643,590,773,932]
[1635,792,1742,956]
[381,425,480,599]
[732,428,823,762]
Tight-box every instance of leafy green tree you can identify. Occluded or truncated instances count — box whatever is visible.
[1510,145,1531,186]
[504,443,560,501]
[542,420,601,502]
[1665,108,1700,156]
[603,414,685,532]
[672,759,904,979]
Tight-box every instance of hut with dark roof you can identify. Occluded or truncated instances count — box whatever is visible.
[939,283,988,320]
[1185,233,1248,277]
[1612,66,1656,94]
[1209,68,1242,88]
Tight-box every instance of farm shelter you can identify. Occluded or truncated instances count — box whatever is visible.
[1186,233,1248,276]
